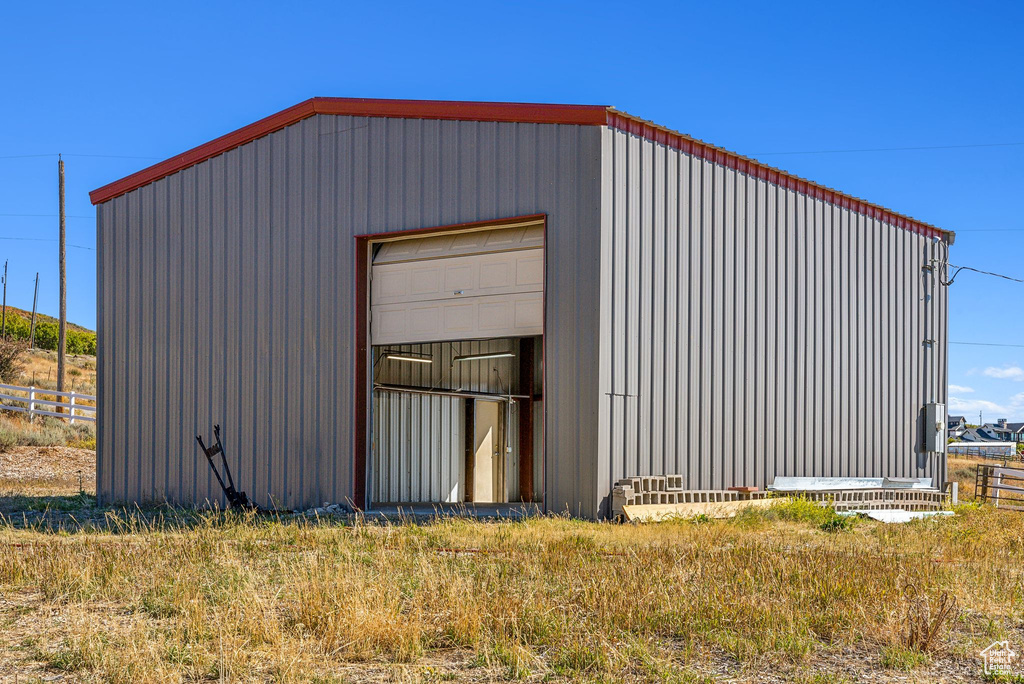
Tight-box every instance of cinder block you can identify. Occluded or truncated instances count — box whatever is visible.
[666,475,684,491]
[618,477,643,492]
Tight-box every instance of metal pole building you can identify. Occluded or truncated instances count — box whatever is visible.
[90,97,952,518]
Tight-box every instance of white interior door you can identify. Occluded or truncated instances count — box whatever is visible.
[473,400,504,503]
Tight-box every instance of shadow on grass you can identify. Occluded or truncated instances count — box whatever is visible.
[0,490,96,514]
[0,491,305,535]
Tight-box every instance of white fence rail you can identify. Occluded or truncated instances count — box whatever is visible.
[0,383,96,423]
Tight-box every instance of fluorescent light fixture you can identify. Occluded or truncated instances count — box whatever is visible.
[385,352,432,364]
[453,351,515,363]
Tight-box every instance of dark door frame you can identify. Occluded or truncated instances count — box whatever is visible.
[353,213,547,510]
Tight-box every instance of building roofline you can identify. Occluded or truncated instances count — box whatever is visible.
[88,97,954,242]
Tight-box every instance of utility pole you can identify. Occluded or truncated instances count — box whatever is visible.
[57,156,67,397]
[29,272,38,348]
[1,260,7,340]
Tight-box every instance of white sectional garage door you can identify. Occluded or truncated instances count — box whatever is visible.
[371,221,544,345]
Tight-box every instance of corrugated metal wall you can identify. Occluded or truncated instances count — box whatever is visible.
[597,127,949,516]
[372,391,464,503]
[96,115,602,514]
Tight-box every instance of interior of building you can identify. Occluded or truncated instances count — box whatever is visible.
[367,219,544,507]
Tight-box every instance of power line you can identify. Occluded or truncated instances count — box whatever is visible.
[0,213,93,219]
[956,228,1024,233]
[0,236,93,250]
[0,153,162,161]
[951,341,1024,349]
[752,141,1024,156]
[945,262,1024,285]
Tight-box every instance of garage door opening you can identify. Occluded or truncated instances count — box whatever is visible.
[358,216,545,510]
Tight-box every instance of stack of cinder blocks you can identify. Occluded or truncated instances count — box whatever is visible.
[614,476,676,505]
[612,477,764,518]
[613,475,684,517]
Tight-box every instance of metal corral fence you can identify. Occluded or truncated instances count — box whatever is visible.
[948,442,1017,459]
[976,463,1024,510]
[0,383,96,423]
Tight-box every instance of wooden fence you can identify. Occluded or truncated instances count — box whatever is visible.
[0,383,96,423]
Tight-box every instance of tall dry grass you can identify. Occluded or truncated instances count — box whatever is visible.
[0,501,1021,681]
[0,413,95,451]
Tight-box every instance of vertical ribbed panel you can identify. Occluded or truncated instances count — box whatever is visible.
[598,128,949,515]
[372,391,464,504]
[97,116,602,514]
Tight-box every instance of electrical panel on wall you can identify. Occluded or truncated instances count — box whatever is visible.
[923,403,946,453]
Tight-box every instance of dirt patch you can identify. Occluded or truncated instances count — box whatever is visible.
[0,445,95,495]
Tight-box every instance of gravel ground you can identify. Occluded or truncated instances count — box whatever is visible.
[0,445,95,500]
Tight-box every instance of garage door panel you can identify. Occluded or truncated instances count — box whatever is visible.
[515,298,543,329]
[372,248,542,306]
[375,270,408,299]
[478,300,512,330]
[516,255,543,286]
[375,223,543,265]
[370,224,543,346]
[372,292,543,345]
[407,306,443,339]
[478,261,512,289]
[408,267,441,295]
[443,303,476,332]
[444,263,476,291]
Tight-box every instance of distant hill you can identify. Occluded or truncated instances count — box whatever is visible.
[0,307,95,355]
[2,306,93,334]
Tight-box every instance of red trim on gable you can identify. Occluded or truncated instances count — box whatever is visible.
[89,98,608,205]
[604,110,950,241]
[313,97,608,125]
[90,99,319,205]
[87,96,951,241]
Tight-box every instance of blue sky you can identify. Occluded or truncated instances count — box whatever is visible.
[1,1,1021,419]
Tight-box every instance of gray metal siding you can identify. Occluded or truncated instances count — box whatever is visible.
[598,127,948,515]
[97,115,603,515]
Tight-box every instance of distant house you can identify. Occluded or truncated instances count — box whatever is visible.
[947,415,967,439]
[986,419,1024,443]
[959,425,1004,442]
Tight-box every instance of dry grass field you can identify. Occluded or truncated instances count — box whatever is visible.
[0,451,1022,682]
[16,348,97,395]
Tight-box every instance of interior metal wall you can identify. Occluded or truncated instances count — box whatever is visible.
[96,115,601,514]
[372,390,464,503]
[374,339,521,394]
[597,127,949,516]
[370,338,527,504]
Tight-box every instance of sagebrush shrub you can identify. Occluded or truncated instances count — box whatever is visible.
[0,339,28,383]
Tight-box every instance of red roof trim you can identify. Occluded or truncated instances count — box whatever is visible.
[605,110,951,241]
[89,98,608,204]
[88,97,952,241]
